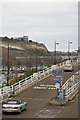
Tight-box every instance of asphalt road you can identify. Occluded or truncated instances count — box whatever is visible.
[54,93,79,118]
[2,65,78,119]
[34,93,79,118]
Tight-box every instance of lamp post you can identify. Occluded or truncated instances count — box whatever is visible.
[54,40,59,65]
[35,41,38,72]
[68,41,72,60]
[7,41,9,86]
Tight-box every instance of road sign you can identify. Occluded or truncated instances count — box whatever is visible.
[52,70,63,81]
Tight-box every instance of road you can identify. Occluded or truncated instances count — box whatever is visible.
[34,93,79,118]
[2,65,78,119]
[55,93,79,118]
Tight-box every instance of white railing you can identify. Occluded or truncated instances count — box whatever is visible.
[0,59,77,102]
[62,71,80,99]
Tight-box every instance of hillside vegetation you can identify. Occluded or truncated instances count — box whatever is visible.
[0,37,50,66]
[1,37,48,56]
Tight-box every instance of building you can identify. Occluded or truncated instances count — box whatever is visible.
[23,36,28,41]
[15,36,28,41]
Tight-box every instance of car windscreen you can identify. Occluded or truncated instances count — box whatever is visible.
[6,101,21,104]
[65,66,71,67]
[65,65,72,67]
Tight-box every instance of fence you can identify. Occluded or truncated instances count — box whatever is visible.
[62,71,80,99]
[0,59,78,102]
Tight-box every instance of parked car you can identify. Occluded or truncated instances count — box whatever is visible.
[2,99,27,114]
[64,64,73,72]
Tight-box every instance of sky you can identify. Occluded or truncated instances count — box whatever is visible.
[0,0,78,52]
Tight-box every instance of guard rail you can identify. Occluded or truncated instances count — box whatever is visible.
[0,59,78,102]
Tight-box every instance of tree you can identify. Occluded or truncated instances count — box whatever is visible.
[29,40,32,42]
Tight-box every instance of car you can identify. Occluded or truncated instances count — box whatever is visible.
[2,99,27,114]
[64,64,73,72]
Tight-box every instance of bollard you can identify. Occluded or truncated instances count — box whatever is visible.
[63,89,66,99]
[56,88,60,99]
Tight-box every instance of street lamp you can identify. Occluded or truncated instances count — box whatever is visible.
[35,41,38,72]
[7,41,10,86]
[54,40,59,65]
[68,41,72,60]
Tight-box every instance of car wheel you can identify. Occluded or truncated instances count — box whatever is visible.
[19,108,22,114]
[23,105,27,110]
[19,110,21,114]
[2,112,6,114]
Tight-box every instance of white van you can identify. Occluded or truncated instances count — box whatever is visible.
[64,64,73,72]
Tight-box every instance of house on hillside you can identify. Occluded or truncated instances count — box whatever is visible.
[16,36,28,41]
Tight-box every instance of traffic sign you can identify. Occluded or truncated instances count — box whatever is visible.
[52,70,63,81]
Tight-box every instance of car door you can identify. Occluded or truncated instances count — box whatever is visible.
[20,100,25,110]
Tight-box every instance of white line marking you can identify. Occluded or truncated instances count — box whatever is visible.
[53,106,65,118]
[33,110,44,118]
[46,109,50,112]
[58,110,61,113]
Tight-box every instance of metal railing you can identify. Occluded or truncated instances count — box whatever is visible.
[0,59,78,102]
[62,71,80,99]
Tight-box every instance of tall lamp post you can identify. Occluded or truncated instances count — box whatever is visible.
[35,41,38,72]
[7,41,9,86]
[54,40,59,65]
[68,41,72,60]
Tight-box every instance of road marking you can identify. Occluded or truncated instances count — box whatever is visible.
[27,97,50,101]
[58,110,61,113]
[53,106,65,118]
[40,84,55,87]
[33,104,65,118]
[34,84,56,90]
[34,86,47,89]
[46,109,50,112]
[33,109,44,118]
[14,97,49,101]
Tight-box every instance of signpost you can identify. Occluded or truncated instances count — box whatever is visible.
[52,70,63,80]
[52,70,63,99]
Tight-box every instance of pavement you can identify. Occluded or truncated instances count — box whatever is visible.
[49,97,68,106]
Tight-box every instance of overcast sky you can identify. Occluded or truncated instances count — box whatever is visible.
[0,1,78,52]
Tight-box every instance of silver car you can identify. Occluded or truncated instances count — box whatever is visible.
[2,99,27,114]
